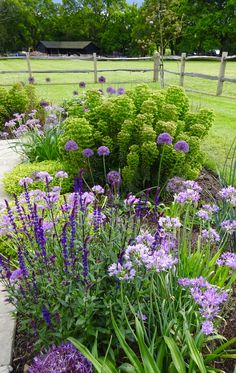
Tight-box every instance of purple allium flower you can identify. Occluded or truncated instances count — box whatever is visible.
[106,86,113,93]
[117,87,125,95]
[55,170,68,179]
[217,252,236,269]
[82,148,94,158]
[28,76,35,84]
[45,77,51,83]
[27,342,92,373]
[107,171,121,185]
[202,320,214,335]
[221,219,236,235]
[79,81,86,88]
[218,186,236,207]
[19,177,33,186]
[92,185,104,194]
[39,101,49,108]
[10,269,23,283]
[98,88,104,94]
[202,228,220,243]
[157,132,172,145]
[97,146,110,156]
[98,76,106,83]
[64,140,79,152]
[174,140,189,153]
[73,90,78,96]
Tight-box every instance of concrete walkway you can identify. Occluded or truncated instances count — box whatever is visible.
[0,140,21,372]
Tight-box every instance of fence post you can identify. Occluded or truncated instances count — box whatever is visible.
[179,52,186,87]
[153,52,160,82]
[93,52,98,83]
[216,51,228,96]
[26,52,32,80]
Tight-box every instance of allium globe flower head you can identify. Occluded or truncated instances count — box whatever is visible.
[82,148,94,158]
[28,76,35,84]
[98,75,106,83]
[27,342,92,373]
[106,86,113,94]
[97,146,110,156]
[174,140,189,153]
[79,81,86,88]
[64,140,79,152]
[117,87,125,95]
[157,132,173,145]
[107,171,121,185]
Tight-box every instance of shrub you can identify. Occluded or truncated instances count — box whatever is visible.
[3,160,73,195]
[61,85,214,191]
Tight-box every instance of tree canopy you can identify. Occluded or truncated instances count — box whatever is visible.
[0,0,235,54]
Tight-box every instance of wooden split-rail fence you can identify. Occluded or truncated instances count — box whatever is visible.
[0,52,235,96]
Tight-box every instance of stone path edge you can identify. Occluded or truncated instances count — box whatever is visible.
[0,140,21,372]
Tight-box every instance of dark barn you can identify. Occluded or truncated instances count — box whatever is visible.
[36,41,99,55]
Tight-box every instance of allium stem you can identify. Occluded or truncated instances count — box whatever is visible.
[157,147,165,187]
[103,155,107,182]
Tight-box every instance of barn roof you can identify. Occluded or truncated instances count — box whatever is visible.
[39,41,94,49]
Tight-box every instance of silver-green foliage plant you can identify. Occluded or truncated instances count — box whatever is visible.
[60,85,214,191]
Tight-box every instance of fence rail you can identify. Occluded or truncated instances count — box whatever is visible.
[0,52,235,96]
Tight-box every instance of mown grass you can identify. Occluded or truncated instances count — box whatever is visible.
[0,58,236,178]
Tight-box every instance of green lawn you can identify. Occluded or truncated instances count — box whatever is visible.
[0,58,236,177]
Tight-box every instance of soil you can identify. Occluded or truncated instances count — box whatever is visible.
[11,168,236,372]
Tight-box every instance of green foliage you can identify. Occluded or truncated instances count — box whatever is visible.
[63,85,214,191]
[58,116,94,167]
[0,83,38,131]
[3,160,73,195]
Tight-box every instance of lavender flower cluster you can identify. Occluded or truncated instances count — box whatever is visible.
[179,277,228,335]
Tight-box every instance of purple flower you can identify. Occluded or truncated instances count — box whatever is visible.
[79,81,86,88]
[36,172,53,183]
[19,177,33,186]
[157,132,173,145]
[108,262,136,280]
[28,76,35,84]
[10,269,23,283]
[218,186,236,207]
[39,101,49,107]
[0,132,9,138]
[45,77,51,83]
[97,146,110,156]
[98,89,104,95]
[42,306,51,327]
[55,170,68,179]
[107,171,121,185]
[124,193,140,206]
[27,342,92,373]
[166,176,185,193]
[117,87,125,95]
[82,148,94,158]
[174,189,200,204]
[202,320,214,335]
[221,220,236,235]
[92,185,104,194]
[64,140,79,152]
[202,228,220,243]
[217,252,236,269]
[196,209,210,220]
[98,76,106,83]
[174,140,189,153]
[106,86,116,94]
[73,90,78,96]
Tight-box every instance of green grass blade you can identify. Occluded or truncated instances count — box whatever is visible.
[185,331,207,373]
[204,337,236,364]
[135,317,161,373]
[164,336,186,373]
[69,337,104,373]
[111,314,144,373]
